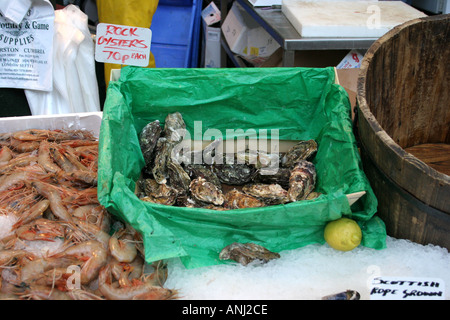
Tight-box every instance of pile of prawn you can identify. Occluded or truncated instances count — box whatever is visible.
[0,129,178,300]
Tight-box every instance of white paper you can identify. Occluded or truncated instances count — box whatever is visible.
[0,0,54,91]
[95,23,151,67]
[370,277,445,300]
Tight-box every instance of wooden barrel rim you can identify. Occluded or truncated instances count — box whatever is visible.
[357,14,450,213]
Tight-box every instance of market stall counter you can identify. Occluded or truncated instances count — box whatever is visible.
[97,66,386,269]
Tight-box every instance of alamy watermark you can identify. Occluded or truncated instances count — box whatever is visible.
[367,5,381,30]
[169,121,281,174]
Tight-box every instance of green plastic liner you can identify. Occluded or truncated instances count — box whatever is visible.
[98,66,386,269]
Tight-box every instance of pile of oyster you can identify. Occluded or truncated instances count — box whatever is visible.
[136,112,319,210]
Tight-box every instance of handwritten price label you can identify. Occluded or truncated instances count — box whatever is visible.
[95,23,151,67]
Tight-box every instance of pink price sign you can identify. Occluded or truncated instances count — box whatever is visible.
[95,23,151,67]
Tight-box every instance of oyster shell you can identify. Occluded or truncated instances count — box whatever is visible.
[257,151,280,169]
[140,178,177,206]
[167,159,191,194]
[185,164,222,190]
[282,139,318,168]
[152,138,173,184]
[139,120,162,167]
[219,242,280,266]
[214,157,255,185]
[176,139,222,166]
[163,112,186,144]
[189,177,224,206]
[236,150,280,169]
[242,183,289,205]
[252,167,291,189]
[224,189,265,209]
[287,160,317,202]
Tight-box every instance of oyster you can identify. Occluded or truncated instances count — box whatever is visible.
[167,159,191,194]
[257,151,280,169]
[236,150,280,169]
[139,120,162,167]
[219,242,280,266]
[242,183,289,205]
[152,138,173,184]
[235,150,258,166]
[175,195,200,208]
[176,138,222,166]
[282,139,318,168]
[252,167,291,189]
[163,112,186,144]
[140,178,177,206]
[185,164,222,190]
[287,160,317,202]
[224,189,265,209]
[189,177,224,206]
[214,157,255,185]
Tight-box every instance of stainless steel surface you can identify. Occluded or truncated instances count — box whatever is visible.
[231,0,378,66]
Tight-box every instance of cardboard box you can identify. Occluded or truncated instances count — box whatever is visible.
[0,112,103,138]
[336,68,360,120]
[221,2,280,66]
[336,50,365,69]
[202,23,222,68]
[221,2,250,56]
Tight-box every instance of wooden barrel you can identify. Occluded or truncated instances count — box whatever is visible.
[356,14,450,250]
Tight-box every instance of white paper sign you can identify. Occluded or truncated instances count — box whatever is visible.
[0,2,54,91]
[370,277,445,300]
[95,23,151,67]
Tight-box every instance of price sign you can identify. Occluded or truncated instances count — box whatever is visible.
[370,277,445,300]
[95,23,151,67]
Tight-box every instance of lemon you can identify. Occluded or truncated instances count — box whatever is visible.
[324,217,362,251]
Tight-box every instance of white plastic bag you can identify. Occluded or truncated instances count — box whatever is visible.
[25,5,100,115]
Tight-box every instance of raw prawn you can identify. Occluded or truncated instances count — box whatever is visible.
[68,219,110,249]
[12,199,50,229]
[15,218,65,242]
[62,187,99,206]
[59,147,88,172]
[0,171,35,193]
[37,140,61,174]
[109,256,145,287]
[0,249,34,267]
[0,146,14,163]
[49,146,77,173]
[0,154,39,174]
[98,264,178,300]
[109,230,138,263]
[12,129,96,143]
[53,240,108,284]
[10,140,40,153]
[19,255,78,283]
[31,181,74,222]
[71,204,109,232]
